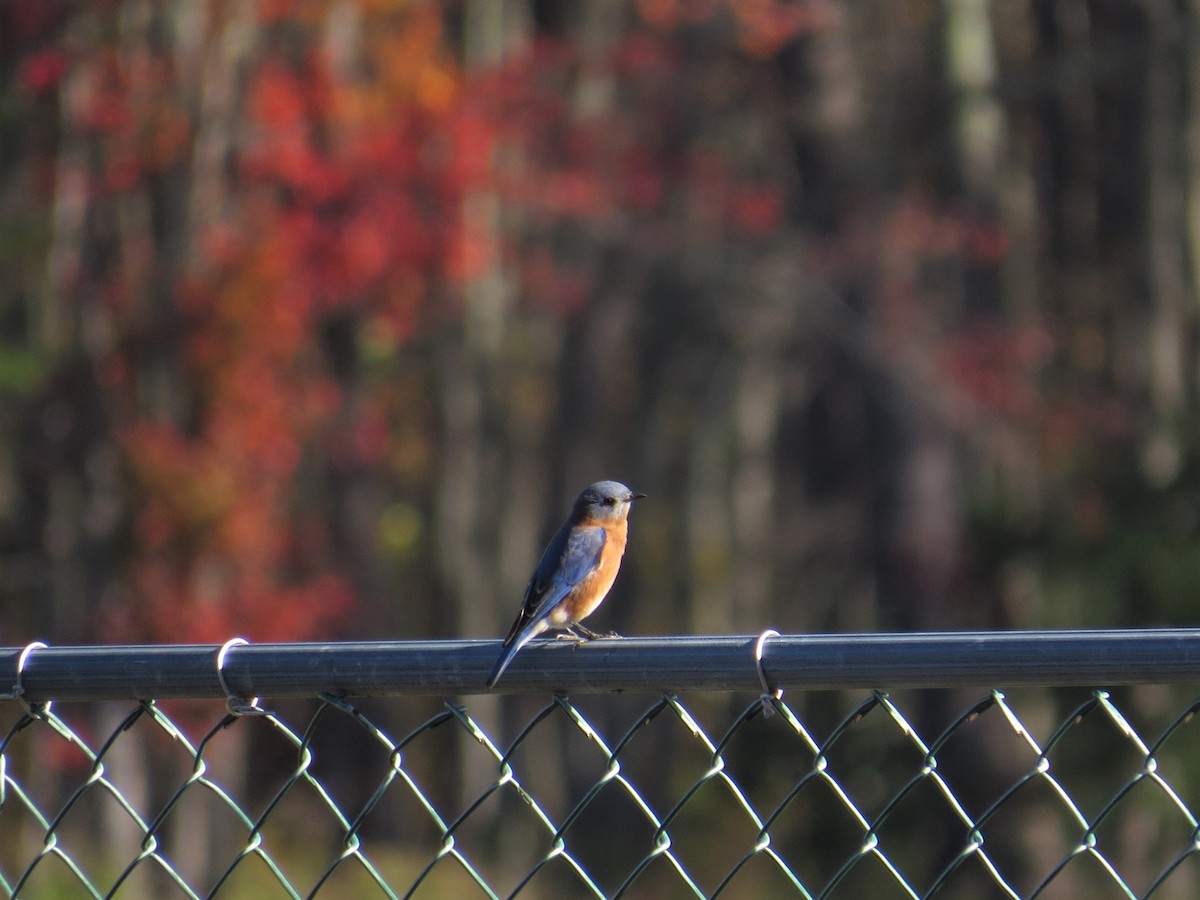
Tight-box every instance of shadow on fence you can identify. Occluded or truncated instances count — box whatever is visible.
[3,631,1200,898]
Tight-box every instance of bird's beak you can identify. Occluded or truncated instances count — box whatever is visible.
[629,491,646,501]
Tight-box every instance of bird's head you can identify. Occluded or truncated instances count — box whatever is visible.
[574,480,645,522]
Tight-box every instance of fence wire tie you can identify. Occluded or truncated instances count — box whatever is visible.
[216,637,269,717]
[754,629,783,717]
[2,640,50,716]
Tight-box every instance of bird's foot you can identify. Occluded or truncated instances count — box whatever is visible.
[555,630,588,649]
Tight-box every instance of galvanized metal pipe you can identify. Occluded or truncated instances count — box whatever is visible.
[4,630,1200,701]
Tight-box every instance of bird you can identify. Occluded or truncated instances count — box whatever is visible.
[486,480,644,688]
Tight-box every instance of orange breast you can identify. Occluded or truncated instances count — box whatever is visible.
[554,517,628,625]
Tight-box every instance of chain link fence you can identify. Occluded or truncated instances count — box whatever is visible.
[3,632,1200,898]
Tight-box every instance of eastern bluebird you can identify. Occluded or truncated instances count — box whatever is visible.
[486,480,645,688]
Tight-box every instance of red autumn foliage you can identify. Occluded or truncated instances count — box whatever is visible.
[939,325,1055,421]
[18,48,68,95]
[95,4,472,641]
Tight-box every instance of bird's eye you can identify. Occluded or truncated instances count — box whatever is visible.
[604,497,617,506]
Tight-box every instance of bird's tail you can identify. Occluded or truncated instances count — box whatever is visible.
[486,625,541,688]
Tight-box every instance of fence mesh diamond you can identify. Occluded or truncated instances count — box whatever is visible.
[5,655,1200,899]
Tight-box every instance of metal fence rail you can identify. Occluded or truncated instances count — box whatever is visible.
[3,630,1200,898]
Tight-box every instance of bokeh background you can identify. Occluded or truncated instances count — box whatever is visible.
[4,0,1198,648]
[6,0,1200,897]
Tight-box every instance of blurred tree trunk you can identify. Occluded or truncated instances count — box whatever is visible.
[44,3,162,886]
[95,703,150,898]
[185,2,255,247]
[730,281,785,630]
[447,0,537,871]
[686,356,736,633]
[1145,0,1189,453]
[1189,0,1200,389]
[439,0,533,641]
[945,0,1003,199]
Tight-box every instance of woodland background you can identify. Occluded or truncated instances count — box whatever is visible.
[4,0,1200,896]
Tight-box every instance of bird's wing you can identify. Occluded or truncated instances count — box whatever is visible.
[501,524,606,646]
